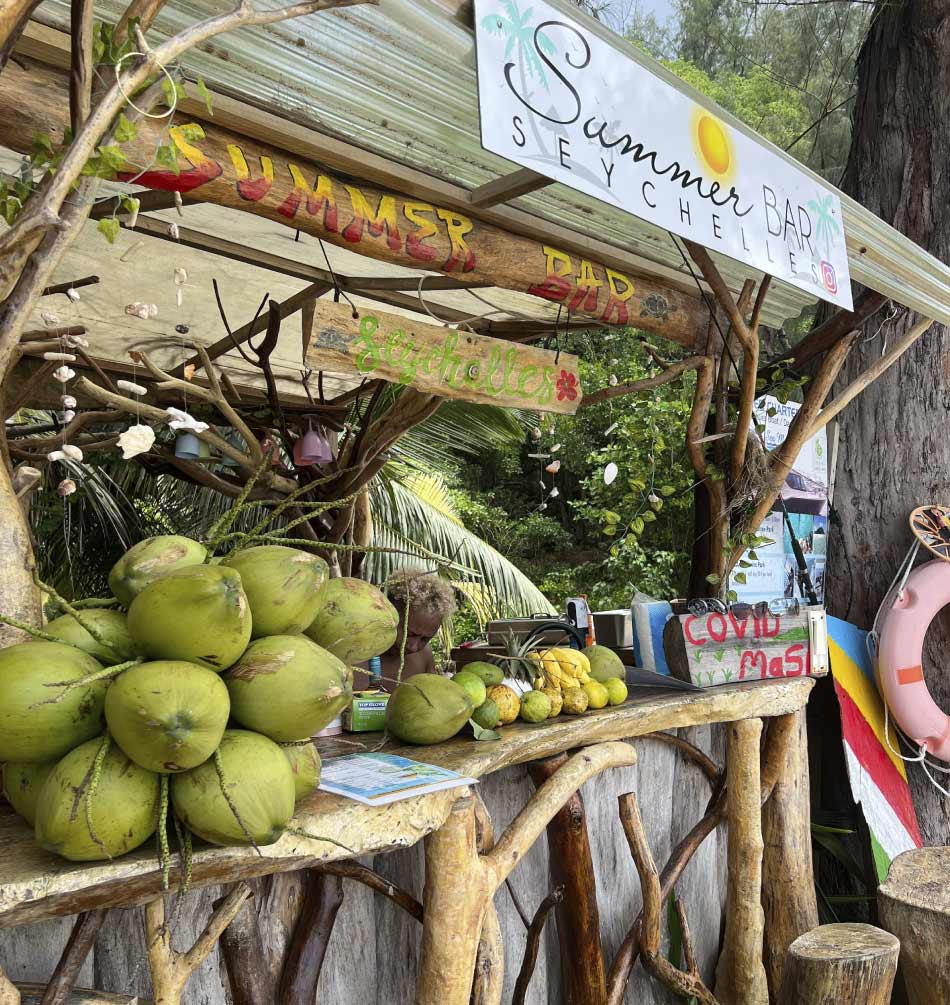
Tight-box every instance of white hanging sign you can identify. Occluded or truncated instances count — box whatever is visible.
[474,0,853,309]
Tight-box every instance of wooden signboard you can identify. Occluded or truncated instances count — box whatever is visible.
[305,302,582,413]
[663,606,829,688]
[0,61,709,350]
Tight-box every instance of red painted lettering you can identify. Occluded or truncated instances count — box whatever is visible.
[760,616,781,638]
[785,643,805,676]
[343,187,403,251]
[600,268,635,324]
[227,145,273,202]
[707,613,727,643]
[683,615,706,646]
[727,611,750,638]
[739,650,767,679]
[404,202,439,262]
[528,245,573,302]
[121,124,223,193]
[436,209,476,272]
[278,166,338,230]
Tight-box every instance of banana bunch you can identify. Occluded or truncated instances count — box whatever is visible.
[527,646,591,691]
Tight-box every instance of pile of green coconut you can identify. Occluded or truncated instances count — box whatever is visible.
[0,535,399,866]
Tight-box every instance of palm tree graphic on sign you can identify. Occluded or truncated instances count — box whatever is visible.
[807,192,841,258]
[482,2,556,89]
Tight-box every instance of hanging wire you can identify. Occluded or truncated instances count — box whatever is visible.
[317,239,359,318]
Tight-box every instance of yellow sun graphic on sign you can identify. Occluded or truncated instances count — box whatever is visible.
[691,110,735,184]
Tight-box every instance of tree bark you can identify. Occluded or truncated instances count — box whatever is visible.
[0,453,41,645]
[827,0,950,845]
[778,923,899,1005]
[527,755,606,1005]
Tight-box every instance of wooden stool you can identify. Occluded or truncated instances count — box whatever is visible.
[879,847,950,1005]
[778,923,899,1004]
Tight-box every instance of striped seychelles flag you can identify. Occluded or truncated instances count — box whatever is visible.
[828,616,922,880]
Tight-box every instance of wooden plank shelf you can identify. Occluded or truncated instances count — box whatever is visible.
[0,678,812,930]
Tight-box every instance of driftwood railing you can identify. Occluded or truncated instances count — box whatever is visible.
[0,677,815,1004]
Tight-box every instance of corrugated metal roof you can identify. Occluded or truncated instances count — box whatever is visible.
[33,0,950,328]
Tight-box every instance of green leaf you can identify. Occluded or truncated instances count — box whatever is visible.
[726,589,738,602]
[748,550,758,561]
[641,510,656,523]
[733,572,747,584]
[705,573,720,585]
[196,76,214,116]
[178,123,206,143]
[96,145,127,175]
[161,76,187,109]
[469,719,501,742]
[632,516,645,535]
[97,217,121,244]
[155,143,180,174]
[660,485,675,496]
[114,113,137,144]
[766,407,777,418]
[33,132,54,157]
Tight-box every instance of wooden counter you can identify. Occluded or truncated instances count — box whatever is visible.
[0,677,812,930]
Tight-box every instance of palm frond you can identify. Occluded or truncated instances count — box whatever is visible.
[367,476,553,618]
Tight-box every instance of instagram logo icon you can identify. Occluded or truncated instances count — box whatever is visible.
[820,261,837,294]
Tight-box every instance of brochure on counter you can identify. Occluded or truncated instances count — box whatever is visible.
[318,752,477,806]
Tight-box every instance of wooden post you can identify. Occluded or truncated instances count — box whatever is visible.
[715,718,769,1005]
[778,924,899,1004]
[216,892,274,1005]
[528,754,607,1005]
[278,871,345,1005]
[417,742,638,1005]
[40,910,108,1005]
[878,847,950,1004]
[761,710,819,997]
[417,795,491,1005]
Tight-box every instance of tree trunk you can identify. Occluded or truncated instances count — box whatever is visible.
[0,450,41,644]
[827,0,950,844]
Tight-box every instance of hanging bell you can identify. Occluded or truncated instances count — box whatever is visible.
[293,422,333,467]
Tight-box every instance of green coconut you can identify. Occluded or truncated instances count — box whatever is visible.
[386,674,474,745]
[109,535,208,607]
[224,635,351,741]
[35,737,160,862]
[0,641,106,763]
[304,578,398,663]
[282,741,321,800]
[171,729,295,847]
[221,546,329,639]
[2,761,55,826]
[45,609,135,666]
[105,661,230,773]
[128,565,251,671]
[583,644,627,683]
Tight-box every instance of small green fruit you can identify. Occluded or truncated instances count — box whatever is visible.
[452,671,487,709]
[386,674,473,745]
[460,661,505,687]
[583,680,610,710]
[520,690,552,723]
[603,677,628,706]
[471,698,500,730]
[109,535,207,607]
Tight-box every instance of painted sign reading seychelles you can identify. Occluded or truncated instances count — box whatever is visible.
[475,0,853,309]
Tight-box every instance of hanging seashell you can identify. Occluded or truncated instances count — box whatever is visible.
[48,449,66,462]
[549,487,560,499]
[42,352,76,362]
[165,406,209,433]
[604,422,619,437]
[539,502,548,511]
[61,395,77,409]
[183,363,196,381]
[648,493,661,505]
[117,423,155,459]
[57,478,77,497]
[66,287,81,303]
[539,480,546,490]
[551,443,561,452]
[40,311,60,327]
[603,462,619,486]
[545,459,561,475]
[176,288,183,308]
[127,197,140,230]
[529,426,542,441]
[173,191,184,216]
[168,222,180,240]
[52,366,76,383]
[126,303,150,320]
[62,409,76,423]
[174,267,188,286]
[608,374,618,386]
[116,379,147,396]
[61,444,84,462]
[64,334,88,348]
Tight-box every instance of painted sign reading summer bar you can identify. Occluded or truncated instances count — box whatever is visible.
[305,302,583,414]
[474,0,853,309]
